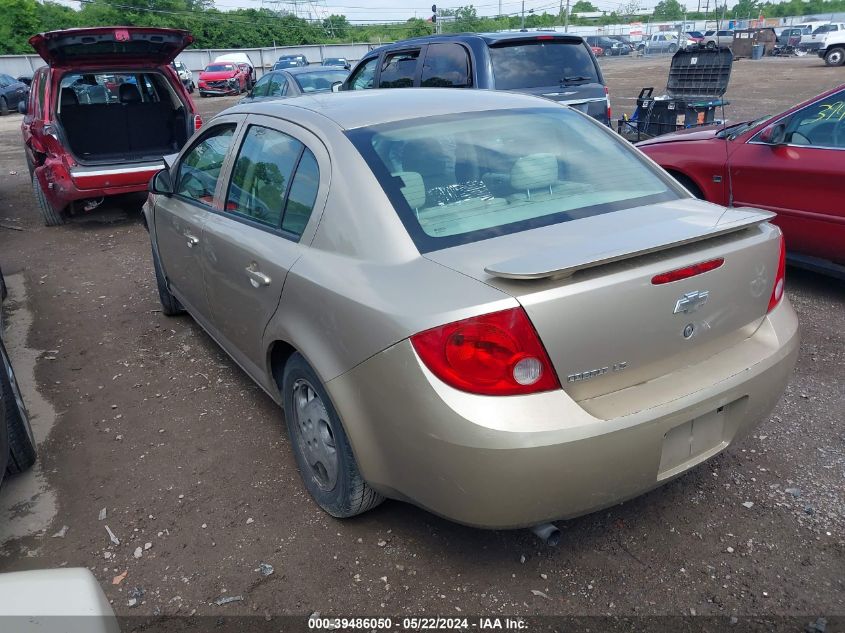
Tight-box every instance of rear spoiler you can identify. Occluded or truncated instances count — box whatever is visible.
[484,208,775,280]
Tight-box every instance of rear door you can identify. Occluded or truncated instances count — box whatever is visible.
[729,88,845,263]
[29,27,193,67]
[155,119,239,319]
[201,114,329,378]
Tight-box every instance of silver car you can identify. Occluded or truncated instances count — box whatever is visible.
[144,90,798,529]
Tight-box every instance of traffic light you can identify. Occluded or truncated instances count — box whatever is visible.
[431,4,437,22]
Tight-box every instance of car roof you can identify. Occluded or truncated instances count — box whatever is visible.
[366,31,584,54]
[227,88,557,131]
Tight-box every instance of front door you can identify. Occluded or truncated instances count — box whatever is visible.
[729,88,845,262]
[155,121,238,317]
[201,114,327,379]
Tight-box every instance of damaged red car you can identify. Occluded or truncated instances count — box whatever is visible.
[20,27,201,226]
[197,62,248,97]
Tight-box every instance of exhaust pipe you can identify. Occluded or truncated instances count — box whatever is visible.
[530,523,561,547]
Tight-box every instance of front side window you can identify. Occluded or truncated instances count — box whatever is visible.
[268,74,288,97]
[175,124,236,205]
[379,50,420,88]
[348,108,677,253]
[490,41,599,90]
[421,43,471,88]
[251,73,271,97]
[780,90,845,149]
[225,125,303,228]
[348,57,378,90]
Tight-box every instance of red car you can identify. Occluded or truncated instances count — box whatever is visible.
[638,85,845,272]
[20,27,201,226]
[197,62,248,97]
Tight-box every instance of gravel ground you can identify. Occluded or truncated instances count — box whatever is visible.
[0,54,842,631]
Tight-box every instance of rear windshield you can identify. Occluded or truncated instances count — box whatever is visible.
[294,70,349,92]
[490,41,598,90]
[206,64,235,72]
[348,108,679,253]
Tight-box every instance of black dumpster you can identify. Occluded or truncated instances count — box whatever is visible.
[618,47,733,141]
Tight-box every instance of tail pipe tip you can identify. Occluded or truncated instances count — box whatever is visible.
[530,523,561,547]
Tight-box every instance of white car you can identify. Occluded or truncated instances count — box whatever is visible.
[801,23,845,52]
[702,29,734,48]
[171,60,194,93]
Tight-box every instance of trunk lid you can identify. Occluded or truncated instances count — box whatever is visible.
[29,27,193,67]
[424,199,782,401]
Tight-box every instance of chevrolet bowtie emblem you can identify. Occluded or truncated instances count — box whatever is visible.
[674,290,710,314]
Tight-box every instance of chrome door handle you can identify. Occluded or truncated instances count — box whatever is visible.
[185,233,199,248]
[245,264,271,288]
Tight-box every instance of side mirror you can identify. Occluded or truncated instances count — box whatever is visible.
[18,100,27,115]
[149,168,174,196]
[759,122,786,145]
[331,81,343,93]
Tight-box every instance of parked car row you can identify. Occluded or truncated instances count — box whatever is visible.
[0,73,29,116]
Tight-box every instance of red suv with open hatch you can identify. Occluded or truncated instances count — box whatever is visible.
[20,27,201,225]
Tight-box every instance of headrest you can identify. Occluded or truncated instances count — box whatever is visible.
[60,88,78,106]
[119,83,142,104]
[393,171,425,210]
[510,153,559,191]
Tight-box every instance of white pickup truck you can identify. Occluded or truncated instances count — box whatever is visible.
[818,29,845,66]
[800,23,845,53]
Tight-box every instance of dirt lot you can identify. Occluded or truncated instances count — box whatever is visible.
[0,55,842,630]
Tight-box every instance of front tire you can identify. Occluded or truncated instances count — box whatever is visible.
[0,97,8,116]
[825,47,845,66]
[1,341,36,476]
[282,353,383,518]
[32,173,64,226]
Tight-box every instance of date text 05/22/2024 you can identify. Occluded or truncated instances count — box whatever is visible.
[308,617,528,630]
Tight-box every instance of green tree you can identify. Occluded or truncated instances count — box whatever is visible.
[322,14,349,39]
[0,0,39,54]
[652,0,686,19]
[35,1,78,31]
[571,0,599,12]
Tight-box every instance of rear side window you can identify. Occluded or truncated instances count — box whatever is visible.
[226,125,302,228]
[379,50,420,88]
[281,149,319,236]
[175,125,235,205]
[490,41,598,90]
[421,43,471,88]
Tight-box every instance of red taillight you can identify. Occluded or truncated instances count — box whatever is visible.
[767,234,786,312]
[194,115,203,130]
[652,258,725,285]
[410,308,560,396]
[605,86,612,122]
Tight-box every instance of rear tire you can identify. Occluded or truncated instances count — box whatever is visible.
[32,173,64,226]
[282,353,384,518]
[668,44,678,53]
[706,41,717,50]
[825,47,845,66]
[151,244,184,316]
[1,341,36,476]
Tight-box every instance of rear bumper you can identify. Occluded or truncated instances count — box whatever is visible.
[327,298,799,529]
[36,159,161,211]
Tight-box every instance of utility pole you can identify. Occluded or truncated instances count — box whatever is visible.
[521,0,525,30]
[564,0,570,31]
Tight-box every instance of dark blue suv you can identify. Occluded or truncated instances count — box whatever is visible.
[342,32,611,125]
